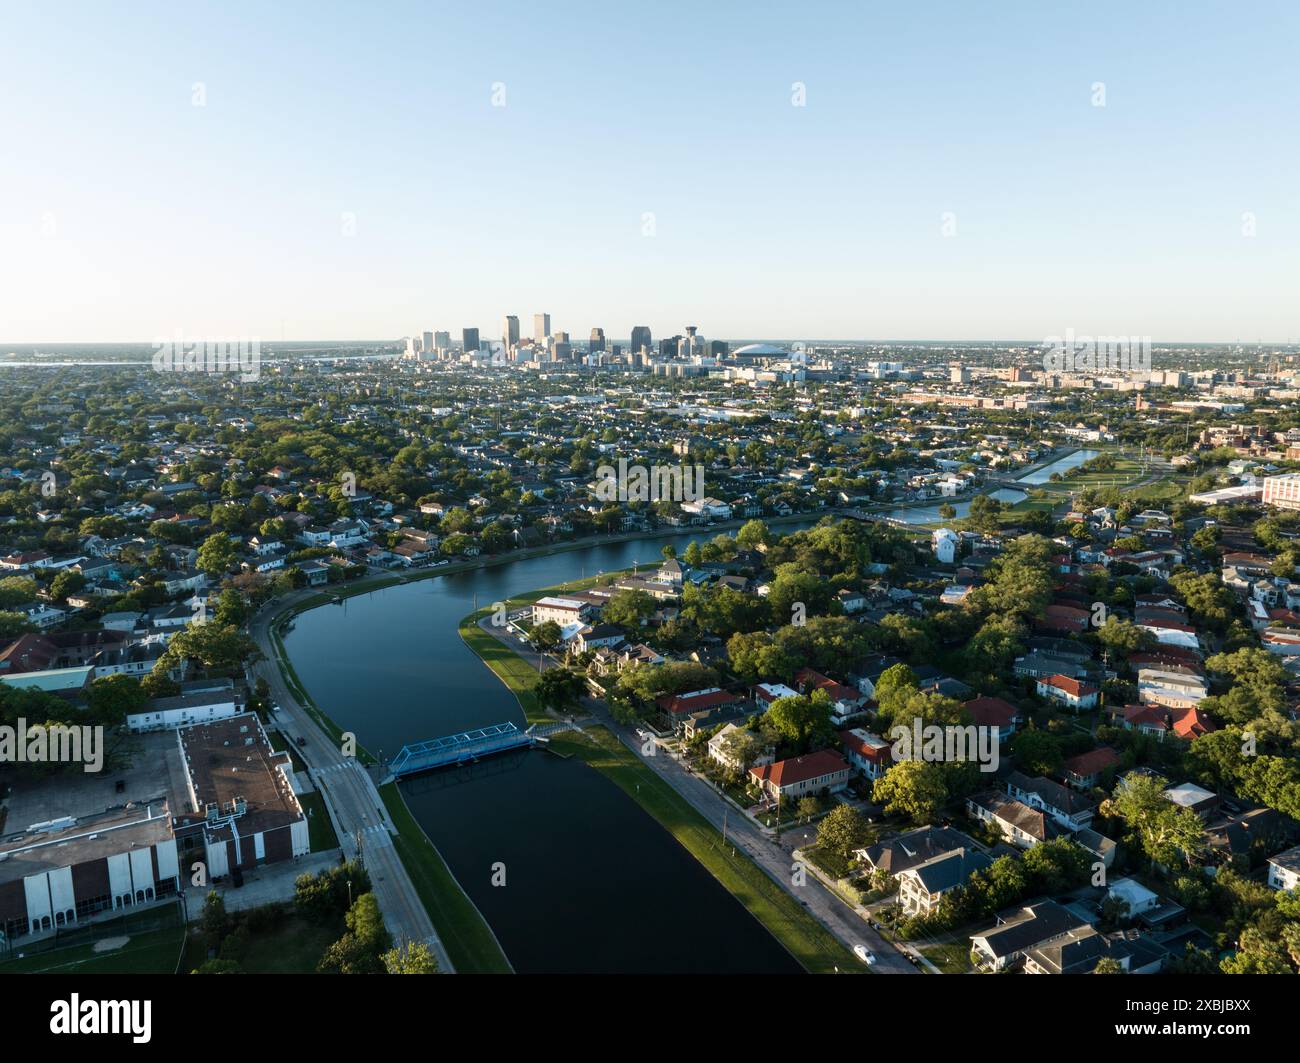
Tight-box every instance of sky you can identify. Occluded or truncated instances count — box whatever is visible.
[1,0,1297,344]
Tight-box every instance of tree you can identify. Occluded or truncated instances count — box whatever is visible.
[534,667,586,711]
[196,532,239,577]
[156,622,259,677]
[735,519,770,549]
[0,611,37,638]
[48,569,87,602]
[761,693,834,754]
[200,889,229,947]
[714,727,760,770]
[318,893,391,974]
[1010,728,1064,777]
[382,940,439,974]
[529,620,563,651]
[85,674,146,729]
[816,804,869,861]
[440,533,472,556]
[796,795,821,821]
[873,760,949,823]
[1107,772,1204,871]
[602,589,655,629]
[1093,956,1125,974]
[873,663,919,720]
[294,861,371,923]
[0,576,38,609]
[1095,616,1156,659]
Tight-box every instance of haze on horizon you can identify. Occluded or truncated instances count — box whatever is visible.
[1,0,1296,345]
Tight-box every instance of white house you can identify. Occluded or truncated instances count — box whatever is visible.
[932,528,959,565]
[1107,878,1160,918]
[681,497,733,521]
[532,596,592,626]
[126,689,245,733]
[707,723,773,773]
[1035,674,1099,711]
[1267,845,1300,891]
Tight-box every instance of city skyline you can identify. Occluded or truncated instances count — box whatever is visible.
[2,0,1297,344]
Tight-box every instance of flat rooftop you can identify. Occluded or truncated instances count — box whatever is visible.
[0,804,173,885]
[176,713,302,837]
[0,730,184,828]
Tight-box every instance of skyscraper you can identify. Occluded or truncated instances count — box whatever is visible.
[462,327,480,353]
[434,331,450,356]
[503,315,520,352]
[630,325,652,355]
[589,327,605,352]
[534,313,551,344]
[422,330,433,354]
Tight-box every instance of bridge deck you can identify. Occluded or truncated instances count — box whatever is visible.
[389,721,535,777]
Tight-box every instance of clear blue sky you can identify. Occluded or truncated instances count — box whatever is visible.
[1,0,1296,343]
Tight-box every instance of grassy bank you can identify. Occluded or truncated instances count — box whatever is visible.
[297,790,341,852]
[378,781,513,974]
[457,567,635,725]
[549,726,863,975]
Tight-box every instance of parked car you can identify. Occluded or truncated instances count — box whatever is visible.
[854,945,877,966]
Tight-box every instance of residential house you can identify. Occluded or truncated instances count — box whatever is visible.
[838,728,892,780]
[1035,674,1099,711]
[897,847,992,917]
[966,791,1057,848]
[970,901,1091,972]
[1006,772,1095,832]
[748,750,851,802]
[1060,746,1121,791]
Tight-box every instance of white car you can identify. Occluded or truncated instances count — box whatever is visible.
[853,945,876,966]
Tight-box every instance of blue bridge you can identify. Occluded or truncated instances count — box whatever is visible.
[388,721,536,778]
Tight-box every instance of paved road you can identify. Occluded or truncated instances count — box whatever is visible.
[478,621,918,975]
[248,595,454,972]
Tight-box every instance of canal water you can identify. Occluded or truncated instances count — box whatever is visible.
[284,528,812,973]
[1015,448,1100,485]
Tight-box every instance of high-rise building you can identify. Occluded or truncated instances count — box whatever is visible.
[630,325,652,355]
[534,313,551,344]
[710,340,729,358]
[660,336,681,358]
[422,330,433,354]
[462,327,480,353]
[589,327,606,352]
[503,315,520,352]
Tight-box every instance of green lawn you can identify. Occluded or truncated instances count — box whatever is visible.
[917,940,974,974]
[1,925,185,974]
[379,781,513,974]
[549,726,864,975]
[297,790,341,852]
[457,618,547,723]
[239,916,340,974]
[457,568,636,725]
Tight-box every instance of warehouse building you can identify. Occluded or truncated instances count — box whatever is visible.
[0,712,307,942]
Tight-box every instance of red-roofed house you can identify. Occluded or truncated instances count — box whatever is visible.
[963,696,1022,742]
[1106,703,1217,742]
[1038,603,1091,634]
[1035,674,1099,711]
[1061,746,1122,790]
[656,687,743,717]
[795,667,869,725]
[749,750,851,801]
[838,728,892,779]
